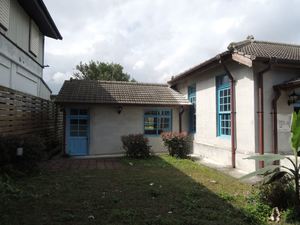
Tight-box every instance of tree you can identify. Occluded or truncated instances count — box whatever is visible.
[73,60,135,82]
[241,111,300,211]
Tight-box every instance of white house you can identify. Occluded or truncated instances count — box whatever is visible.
[56,37,300,173]
[169,37,300,172]
[0,0,62,99]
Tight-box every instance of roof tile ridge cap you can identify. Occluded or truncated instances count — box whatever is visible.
[95,80,168,87]
[227,39,252,52]
[254,40,300,48]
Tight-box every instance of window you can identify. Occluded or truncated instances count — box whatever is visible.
[144,109,172,135]
[0,0,10,30]
[29,20,39,56]
[217,75,231,136]
[69,109,89,137]
[188,84,196,133]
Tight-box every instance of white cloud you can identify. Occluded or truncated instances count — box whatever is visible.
[133,60,145,70]
[43,0,300,93]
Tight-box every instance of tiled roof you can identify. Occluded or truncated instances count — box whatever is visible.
[228,39,300,61]
[56,80,191,105]
[169,38,300,84]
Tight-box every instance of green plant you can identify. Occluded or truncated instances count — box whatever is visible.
[243,189,271,225]
[241,111,300,212]
[257,176,294,210]
[161,132,190,158]
[121,134,151,159]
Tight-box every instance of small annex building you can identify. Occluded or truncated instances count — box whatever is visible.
[55,80,190,156]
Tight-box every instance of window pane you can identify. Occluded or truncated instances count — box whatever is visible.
[70,109,78,115]
[79,109,88,115]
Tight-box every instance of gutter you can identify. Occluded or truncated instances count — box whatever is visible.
[220,58,237,168]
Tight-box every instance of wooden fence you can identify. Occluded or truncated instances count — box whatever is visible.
[0,85,63,146]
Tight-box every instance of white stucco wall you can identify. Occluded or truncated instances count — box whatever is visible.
[174,61,257,172]
[261,66,300,154]
[71,104,182,155]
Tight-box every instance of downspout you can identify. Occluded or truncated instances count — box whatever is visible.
[220,59,237,168]
[272,86,281,156]
[256,63,271,168]
[179,106,184,132]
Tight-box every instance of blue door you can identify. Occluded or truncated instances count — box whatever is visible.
[66,109,89,156]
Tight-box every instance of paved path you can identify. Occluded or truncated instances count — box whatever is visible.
[41,158,123,171]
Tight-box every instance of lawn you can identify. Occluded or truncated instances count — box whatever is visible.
[1,155,265,225]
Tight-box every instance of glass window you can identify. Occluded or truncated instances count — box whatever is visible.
[144,109,172,135]
[188,85,196,133]
[216,75,231,136]
[69,109,88,137]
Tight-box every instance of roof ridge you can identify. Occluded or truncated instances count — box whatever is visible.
[227,39,252,51]
[253,40,300,48]
[68,79,168,87]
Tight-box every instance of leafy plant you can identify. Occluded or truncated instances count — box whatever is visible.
[161,132,191,158]
[241,111,300,210]
[121,134,151,159]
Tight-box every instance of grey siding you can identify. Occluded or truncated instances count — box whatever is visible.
[0,0,50,99]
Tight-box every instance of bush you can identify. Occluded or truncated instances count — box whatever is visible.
[244,189,271,224]
[0,134,46,172]
[121,134,151,159]
[258,176,295,210]
[161,132,190,158]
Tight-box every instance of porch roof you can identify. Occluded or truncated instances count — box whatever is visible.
[274,77,300,90]
[55,80,191,106]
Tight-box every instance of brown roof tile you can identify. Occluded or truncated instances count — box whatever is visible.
[56,80,191,105]
[169,38,300,84]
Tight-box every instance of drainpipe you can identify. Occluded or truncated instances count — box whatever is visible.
[220,59,237,168]
[179,106,184,132]
[256,63,271,168]
[272,87,281,156]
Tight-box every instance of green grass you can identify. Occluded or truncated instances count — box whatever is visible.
[1,155,266,225]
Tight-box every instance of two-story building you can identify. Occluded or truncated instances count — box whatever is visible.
[0,0,62,99]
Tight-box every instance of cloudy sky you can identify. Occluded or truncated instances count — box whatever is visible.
[43,0,300,93]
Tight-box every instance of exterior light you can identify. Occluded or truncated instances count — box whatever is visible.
[16,147,23,156]
[288,91,299,105]
[117,106,123,114]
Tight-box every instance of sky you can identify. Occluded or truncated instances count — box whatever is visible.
[43,0,300,94]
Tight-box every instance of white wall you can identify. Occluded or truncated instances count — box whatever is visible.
[85,105,181,155]
[174,61,257,172]
[261,66,300,154]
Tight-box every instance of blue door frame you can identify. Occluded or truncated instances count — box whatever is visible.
[66,108,89,156]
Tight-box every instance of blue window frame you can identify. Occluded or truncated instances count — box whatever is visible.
[188,84,196,133]
[144,109,172,135]
[216,75,231,136]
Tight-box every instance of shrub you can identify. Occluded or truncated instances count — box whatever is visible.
[161,132,190,158]
[258,176,295,210]
[244,189,271,225]
[0,134,46,171]
[121,134,151,159]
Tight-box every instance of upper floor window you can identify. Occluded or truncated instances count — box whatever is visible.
[144,109,172,135]
[29,20,39,57]
[216,75,231,136]
[188,84,196,133]
[0,0,10,31]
